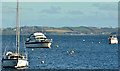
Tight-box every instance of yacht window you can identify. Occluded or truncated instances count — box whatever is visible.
[10,56,23,59]
[113,36,116,38]
[110,36,112,37]
[36,35,44,36]
[36,37,46,39]
[31,35,35,37]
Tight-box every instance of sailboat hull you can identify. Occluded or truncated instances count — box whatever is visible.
[25,42,51,48]
[2,59,18,68]
[15,59,28,68]
[2,59,28,68]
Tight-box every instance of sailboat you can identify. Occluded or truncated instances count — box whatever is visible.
[2,0,28,68]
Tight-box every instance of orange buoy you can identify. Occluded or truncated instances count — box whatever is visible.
[71,51,74,53]
[56,45,59,47]
[41,61,44,63]
[38,56,40,59]
[48,46,51,48]
[98,41,100,43]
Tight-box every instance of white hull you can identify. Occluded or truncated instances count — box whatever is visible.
[2,59,28,68]
[16,59,28,68]
[110,40,118,44]
[25,42,51,48]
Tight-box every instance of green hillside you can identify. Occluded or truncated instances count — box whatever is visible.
[1,26,118,35]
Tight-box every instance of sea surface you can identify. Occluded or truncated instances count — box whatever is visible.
[1,35,119,69]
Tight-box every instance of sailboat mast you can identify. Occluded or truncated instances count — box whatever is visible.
[16,22,18,53]
[17,0,20,54]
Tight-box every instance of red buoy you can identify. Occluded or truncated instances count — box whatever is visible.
[71,51,74,53]
[56,45,59,47]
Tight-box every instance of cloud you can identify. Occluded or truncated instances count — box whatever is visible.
[2,6,16,13]
[67,10,83,15]
[40,7,61,14]
[2,6,33,14]
[93,3,117,11]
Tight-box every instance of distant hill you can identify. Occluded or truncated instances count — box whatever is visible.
[1,26,118,35]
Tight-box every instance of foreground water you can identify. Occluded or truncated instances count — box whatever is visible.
[1,35,118,69]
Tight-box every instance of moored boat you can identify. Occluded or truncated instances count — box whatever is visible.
[25,32,52,48]
[108,35,118,44]
[2,0,28,68]
[2,52,28,68]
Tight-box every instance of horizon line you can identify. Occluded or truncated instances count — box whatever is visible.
[1,25,118,29]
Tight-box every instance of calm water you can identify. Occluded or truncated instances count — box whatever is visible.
[1,35,118,69]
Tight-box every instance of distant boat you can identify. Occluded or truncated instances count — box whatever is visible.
[25,32,52,48]
[2,0,28,68]
[108,35,118,44]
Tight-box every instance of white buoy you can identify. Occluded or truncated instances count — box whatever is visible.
[42,61,44,63]
[67,51,68,53]
[83,39,85,42]
[32,49,34,51]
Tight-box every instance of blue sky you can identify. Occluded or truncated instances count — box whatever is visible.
[2,2,118,28]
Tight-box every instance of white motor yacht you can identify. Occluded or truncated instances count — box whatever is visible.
[25,32,52,48]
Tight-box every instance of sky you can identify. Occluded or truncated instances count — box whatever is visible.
[2,2,118,28]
